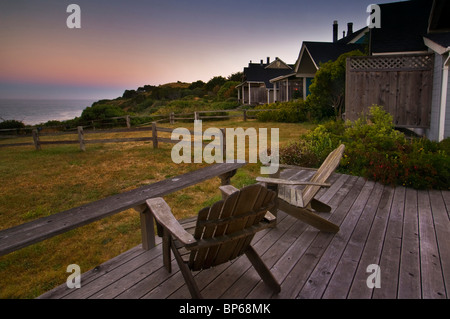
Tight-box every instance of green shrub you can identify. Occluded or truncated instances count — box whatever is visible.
[280,105,450,190]
[278,140,320,167]
[256,100,307,123]
[210,100,240,110]
[216,81,239,100]
[0,119,25,130]
[305,50,365,121]
[81,104,126,121]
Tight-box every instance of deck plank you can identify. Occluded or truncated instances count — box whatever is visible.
[373,186,406,299]
[37,170,450,300]
[418,190,447,299]
[63,246,163,299]
[298,177,371,299]
[274,175,362,299]
[37,244,148,299]
[428,191,450,298]
[398,188,421,299]
[321,180,380,298]
[347,185,395,299]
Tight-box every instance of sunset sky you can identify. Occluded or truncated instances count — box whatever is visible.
[0,0,403,100]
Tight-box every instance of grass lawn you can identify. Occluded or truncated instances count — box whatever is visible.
[0,119,313,298]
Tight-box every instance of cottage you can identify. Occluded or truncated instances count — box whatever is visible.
[236,0,449,141]
[270,21,366,103]
[236,57,294,105]
[345,0,450,141]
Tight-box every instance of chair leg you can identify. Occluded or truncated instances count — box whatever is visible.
[171,240,203,299]
[245,246,281,293]
[278,199,339,233]
[310,198,332,213]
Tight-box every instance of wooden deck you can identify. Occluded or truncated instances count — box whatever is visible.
[39,169,450,299]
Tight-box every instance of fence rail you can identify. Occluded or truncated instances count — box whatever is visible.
[0,162,246,257]
[29,123,200,151]
[0,108,276,150]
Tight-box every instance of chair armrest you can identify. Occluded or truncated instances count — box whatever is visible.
[219,185,239,199]
[146,198,196,247]
[256,177,331,187]
[264,211,276,223]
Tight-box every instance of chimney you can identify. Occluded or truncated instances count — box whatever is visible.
[333,20,338,42]
[347,22,353,36]
[267,57,270,64]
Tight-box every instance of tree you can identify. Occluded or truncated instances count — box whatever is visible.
[188,80,205,90]
[122,89,138,99]
[217,81,239,100]
[205,76,227,93]
[227,72,243,82]
[0,119,25,129]
[81,104,126,121]
[305,50,364,120]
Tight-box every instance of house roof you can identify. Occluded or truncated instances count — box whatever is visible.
[291,22,367,75]
[292,41,364,75]
[425,33,450,49]
[370,0,433,54]
[238,58,294,89]
[303,42,364,67]
[337,25,369,45]
[428,0,450,33]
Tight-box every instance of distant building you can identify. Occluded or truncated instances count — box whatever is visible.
[237,21,366,105]
[236,0,449,141]
[236,57,294,105]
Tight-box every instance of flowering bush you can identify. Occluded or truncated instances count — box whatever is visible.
[280,105,450,190]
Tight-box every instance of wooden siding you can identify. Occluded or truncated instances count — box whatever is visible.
[345,54,434,128]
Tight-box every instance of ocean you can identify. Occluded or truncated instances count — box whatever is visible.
[0,99,97,126]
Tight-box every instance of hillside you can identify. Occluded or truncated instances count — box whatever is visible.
[89,74,243,118]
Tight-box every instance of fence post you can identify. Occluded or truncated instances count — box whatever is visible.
[194,112,199,121]
[126,115,131,129]
[243,110,247,121]
[134,204,156,250]
[32,129,41,150]
[152,122,158,149]
[170,112,174,124]
[77,126,86,151]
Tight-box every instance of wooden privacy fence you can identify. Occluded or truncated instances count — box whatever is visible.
[345,53,434,128]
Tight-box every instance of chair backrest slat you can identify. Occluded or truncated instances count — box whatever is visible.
[190,202,223,269]
[302,144,345,207]
[189,184,275,270]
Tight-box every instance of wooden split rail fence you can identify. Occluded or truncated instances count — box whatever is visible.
[0,109,276,150]
[30,123,222,152]
[159,108,277,124]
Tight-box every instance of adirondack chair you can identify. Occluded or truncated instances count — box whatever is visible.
[146,183,281,299]
[256,144,345,233]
